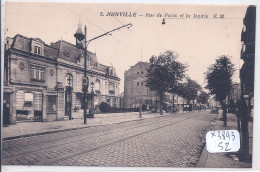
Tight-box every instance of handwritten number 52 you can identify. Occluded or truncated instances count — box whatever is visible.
[218,142,231,151]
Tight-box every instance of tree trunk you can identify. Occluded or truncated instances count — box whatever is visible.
[193,100,194,111]
[221,101,227,127]
[172,94,175,113]
[139,97,142,118]
[155,95,158,112]
[159,92,162,115]
[183,99,184,113]
[240,99,249,161]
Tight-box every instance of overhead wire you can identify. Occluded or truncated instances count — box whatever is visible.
[61,3,128,47]
[100,6,135,35]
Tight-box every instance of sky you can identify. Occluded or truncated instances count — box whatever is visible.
[4,2,247,93]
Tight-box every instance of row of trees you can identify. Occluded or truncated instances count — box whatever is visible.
[145,50,208,114]
[146,50,250,161]
[205,55,251,162]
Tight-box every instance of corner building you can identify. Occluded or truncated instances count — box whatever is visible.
[124,62,157,108]
[3,24,121,124]
[124,61,188,112]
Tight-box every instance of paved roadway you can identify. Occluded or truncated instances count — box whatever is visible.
[2,111,216,167]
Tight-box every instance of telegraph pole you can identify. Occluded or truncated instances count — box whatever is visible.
[82,23,133,124]
[83,26,88,124]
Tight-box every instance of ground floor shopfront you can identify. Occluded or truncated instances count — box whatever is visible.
[3,84,120,125]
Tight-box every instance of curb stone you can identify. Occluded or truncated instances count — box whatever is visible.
[2,112,176,141]
[196,116,217,167]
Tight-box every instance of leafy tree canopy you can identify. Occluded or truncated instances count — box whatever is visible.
[205,55,235,102]
[197,91,209,104]
[146,50,188,94]
[178,78,201,101]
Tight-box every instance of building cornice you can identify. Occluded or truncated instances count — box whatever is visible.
[8,48,120,81]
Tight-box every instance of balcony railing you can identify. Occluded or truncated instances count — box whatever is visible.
[31,78,45,83]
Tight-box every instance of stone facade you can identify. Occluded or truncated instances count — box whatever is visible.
[124,62,156,108]
[124,61,187,112]
[3,26,121,124]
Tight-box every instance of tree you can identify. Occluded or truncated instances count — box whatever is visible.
[146,50,187,115]
[205,55,235,126]
[178,78,201,110]
[197,91,209,105]
[99,102,110,113]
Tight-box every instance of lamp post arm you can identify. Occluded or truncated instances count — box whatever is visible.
[83,23,133,124]
[87,23,132,43]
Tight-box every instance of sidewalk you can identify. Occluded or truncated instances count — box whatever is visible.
[197,113,253,168]
[2,111,173,140]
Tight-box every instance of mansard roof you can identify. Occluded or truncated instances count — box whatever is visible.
[50,40,84,63]
[7,34,115,75]
[11,34,59,59]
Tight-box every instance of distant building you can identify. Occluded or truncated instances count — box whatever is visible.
[124,61,156,109]
[3,23,121,124]
[124,61,187,112]
[208,96,220,108]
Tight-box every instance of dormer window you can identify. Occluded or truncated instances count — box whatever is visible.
[34,44,41,54]
[109,68,114,76]
[31,39,44,56]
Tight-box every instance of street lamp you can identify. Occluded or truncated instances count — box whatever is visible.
[81,23,133,124]
[66,74,73,120]
[162,18,166,25]
[91,81,94,93]
[91,81,94,112]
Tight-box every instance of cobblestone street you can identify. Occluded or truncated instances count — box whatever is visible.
[2,111,216,167]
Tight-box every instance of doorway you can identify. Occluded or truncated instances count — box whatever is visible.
[3,93,10,125]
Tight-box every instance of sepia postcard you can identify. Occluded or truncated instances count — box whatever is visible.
[1,1,258,171]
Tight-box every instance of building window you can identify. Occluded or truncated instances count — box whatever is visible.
[31,67,45,82]
[36,70,39,80]
[95,79,101,94]
[34,44,41,54]
[109,68,114,76]
[47,95,57,113]
[141,82,143,86]
[137,82,139,86]
[109,82,115,90]
[109,82,115,95]
[141,71,144,74]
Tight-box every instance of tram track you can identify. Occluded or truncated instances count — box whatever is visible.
[2,113,187,159]
[2,112,209,165]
